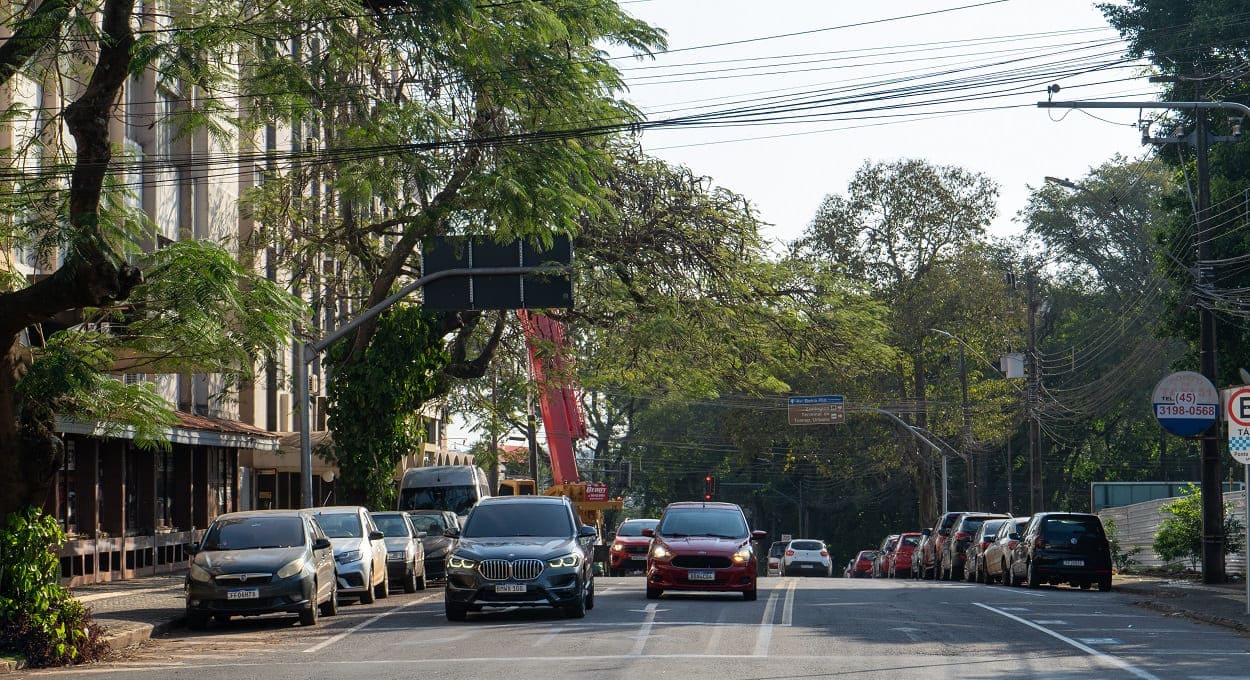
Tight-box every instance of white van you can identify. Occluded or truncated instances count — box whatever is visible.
[398,466,491,523]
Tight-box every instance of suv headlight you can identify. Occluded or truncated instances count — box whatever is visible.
[189,563,213,583]
[447,555,476,569]
[335,549,362,564]
[547,554,580,568]
[732,547,752,564]
[276,557,305,579]
[650,544,672,560]
[611,542,624,552]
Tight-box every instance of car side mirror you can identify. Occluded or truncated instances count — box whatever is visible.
[641,528,654,537]
[921,528,931,537]
[444,527,461,539]
[751,530,767,541]
[313,537,332,550]
[416,532,427,539]
[939,528,951,537]
[578,525,598,539]
[368,530,384,541]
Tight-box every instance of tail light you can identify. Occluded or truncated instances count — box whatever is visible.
[1007,540,1018,550]
[1033,536,1045,549]
[820,550,829,557]
[955,532,970,541]
[785,550,795,556]
[979,541,990,550]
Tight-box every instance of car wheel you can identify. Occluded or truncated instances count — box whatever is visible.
[977,562,987,584]
[359,569,376,604]
[1026,561,1041,589]
[445,600,468,622]
[376,572,390,599]
[743,583,758,601]
[646,584,662,600]
[213,614,231,624]
[1078,582,1091,590]
[186,611,208,631]
[1097,576,1113,592]
[299,587,320,627]
[563,588,587,619]
[404,566,418,594]
[320,579,339,617]
[415,567,427,591]
[585,578,596,611]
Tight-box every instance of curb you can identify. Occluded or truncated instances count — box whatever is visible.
[100,615,185,650]
[1130,598,1250,635]
[0,656,24,675]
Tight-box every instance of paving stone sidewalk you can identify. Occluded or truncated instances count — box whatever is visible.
[75,573,188,649]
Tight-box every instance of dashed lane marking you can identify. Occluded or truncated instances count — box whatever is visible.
[975,603,1161,680]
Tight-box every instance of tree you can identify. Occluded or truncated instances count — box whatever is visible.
[1154,484,1244,570]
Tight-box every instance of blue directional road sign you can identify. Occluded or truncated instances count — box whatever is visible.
[788,395,845,425]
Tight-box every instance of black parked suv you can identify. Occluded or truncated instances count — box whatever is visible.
[940,513,1009,581]
[1005,512,1112,591]
[443,496,597,621]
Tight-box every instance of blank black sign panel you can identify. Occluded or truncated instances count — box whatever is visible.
[422,236,572,311]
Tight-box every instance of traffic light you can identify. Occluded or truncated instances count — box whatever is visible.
[703,474,716,501]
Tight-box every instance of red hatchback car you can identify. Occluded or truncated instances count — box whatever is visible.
[608,518,659,576]
[644,502,766,601]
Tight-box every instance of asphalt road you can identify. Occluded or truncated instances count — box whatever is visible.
[23,576,1250,679]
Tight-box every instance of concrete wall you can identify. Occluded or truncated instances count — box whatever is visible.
[1098,490,1246,575]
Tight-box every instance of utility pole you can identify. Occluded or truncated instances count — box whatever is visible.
[1037,98,1250,583]
[1026,272,1042,514]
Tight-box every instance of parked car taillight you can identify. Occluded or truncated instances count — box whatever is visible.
[955,532,970,541]
[979,540,990,550]
[820,550,828,557]
[785,550,794,556]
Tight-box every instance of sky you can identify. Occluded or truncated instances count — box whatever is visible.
[610,0,1159,245]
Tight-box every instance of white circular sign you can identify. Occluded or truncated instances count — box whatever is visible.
[1152,371,1219,437]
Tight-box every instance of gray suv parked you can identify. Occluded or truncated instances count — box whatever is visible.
[443,496,597,621]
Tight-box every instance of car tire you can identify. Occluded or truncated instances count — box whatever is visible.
[186,611,208,631]
[415,567,427,591]
[213,614,231,624]
[563,588,587,619]
[1097,576,1112,592]
[445,600,468,622]
[300,590,319,627]
[359,569,376,604]
[320,580,339,617]
[404,567,418,594]
[743,583,758,601]
[585,578,595,611]
[646,584,662,600]
[1026,561,1041,589]
[376,572,390,599]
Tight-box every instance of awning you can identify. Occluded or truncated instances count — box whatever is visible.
[56,411,282,451]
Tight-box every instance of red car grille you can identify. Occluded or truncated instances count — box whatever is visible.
[624,545,648,554]
[672,556,732,569]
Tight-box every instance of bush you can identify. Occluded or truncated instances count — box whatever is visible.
[0,508,108,666]
[1153,483,1245,571]
[1102,518,1142,573]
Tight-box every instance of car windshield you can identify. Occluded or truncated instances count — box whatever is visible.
[372,514,410,538]
[1043,517,1104,542]
[616,520,659,537]
[901,535,920,547]
[980,520,1007,538]
[769,542,787,557]
[201,516,304,551]
[462,503,574,538]
[959,519,986,534]
[858,551,878,561]
[399,486,477,515]
[313,512,364,538]
[409,515,446,535]
[791,540,824,551]
[657,508,749,538]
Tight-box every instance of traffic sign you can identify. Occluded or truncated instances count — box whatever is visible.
[1224,386,1250,464]
[787,395,845,425]
[1152,371,1219,437]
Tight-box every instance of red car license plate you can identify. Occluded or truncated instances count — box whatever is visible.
[688,570,715,581]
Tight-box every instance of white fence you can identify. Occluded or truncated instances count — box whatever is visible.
[1097,490,1246,574]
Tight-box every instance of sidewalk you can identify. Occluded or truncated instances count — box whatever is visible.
[1115,573,1250,634]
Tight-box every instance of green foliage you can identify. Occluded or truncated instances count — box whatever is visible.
[1153,484,1245,570]
[1102,518,1142,573]
[325,306,449,508]
[0,508,107,667]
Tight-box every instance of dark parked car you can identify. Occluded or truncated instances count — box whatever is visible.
[963,518,1009,582]
[407,510,459,580]
[644,501,766,600]
[940,513,1010,581]
[185,510,337,629]
[443,495,597,620]
[917,511,968,580]
[370,511,427,593]
[1005,512,1112,591]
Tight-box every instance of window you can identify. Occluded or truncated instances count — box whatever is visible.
[154,448,172,529]
[657,508,749,539]
[312,511,363,538]
[789,540,824,551]
[616,520,659,537]
[372,514,411,538]
[201,516,305,551]
[461,503,574,539]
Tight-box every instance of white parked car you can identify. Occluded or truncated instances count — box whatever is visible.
[311,506,389,603]
[781,539,833,577]
[766,541,787,576]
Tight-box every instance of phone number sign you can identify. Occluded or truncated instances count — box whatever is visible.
[1152,371,1219,437]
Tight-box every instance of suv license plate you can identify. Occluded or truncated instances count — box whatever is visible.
[227,589,259,600]
[496,583,526,593]
[1062,560,1084,567]
[688,570,715,581]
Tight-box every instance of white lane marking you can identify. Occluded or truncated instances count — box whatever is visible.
[753,588,781,657]
[781,578,797,627]
[704,607,728,655]
[1034,620,1068,625]
[891,627,922,643]
[975,603,1162,680]
[302,594,434,654]
[534,627,562,648]
[629,603,658,656]
[1078,638,1122,645]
